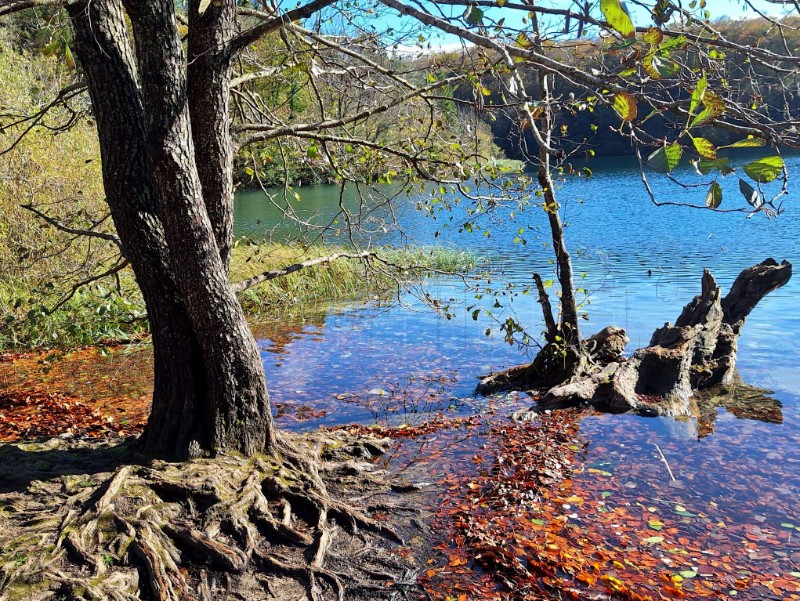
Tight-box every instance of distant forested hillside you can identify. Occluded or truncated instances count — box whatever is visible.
[450,17,800,162]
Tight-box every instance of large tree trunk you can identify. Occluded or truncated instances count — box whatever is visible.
[69,0,276,458]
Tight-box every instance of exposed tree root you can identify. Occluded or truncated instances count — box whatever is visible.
[0,430,415,601]
[478,259,792,420]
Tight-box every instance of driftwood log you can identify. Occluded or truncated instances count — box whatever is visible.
[478,259,792,418]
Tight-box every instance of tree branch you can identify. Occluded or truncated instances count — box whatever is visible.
[0,0,63,16]
[234,70,482,144]
[230,68,281,89]
[21,204,122,248]
[231,251,376,294]
[230,0,338,55]
[42,259,130,316]
[533,273,558,341]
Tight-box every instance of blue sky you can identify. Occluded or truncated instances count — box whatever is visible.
[363,0,798,54]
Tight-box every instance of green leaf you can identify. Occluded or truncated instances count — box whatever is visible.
[648,519,664,531]
[600,0,635,39]
[720,136,766,149]
[781,523,796,529]
[646,55,679,78]
[644,536,664,544]
[42,39,60,57]
[652,0,673,25]
[739,178,763,208]
[647,143,683,173]
[689,74,707,119]
[64,45,75,70]
[659,34,687,54]
[680,570,698,579]
[601,491,612,498]
[743,156,784,183]
[612,92,637,121]
[706,181,722,208]
[790,571,800,578]
[692,136,716,160]
[608,39,637,51]
[515,33,534,49]
[464,5,485,26]
[531,518,545,526]
[690,91,724,127]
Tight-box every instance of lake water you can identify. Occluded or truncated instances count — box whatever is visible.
[236,154,800,410]
[235,153,800,599]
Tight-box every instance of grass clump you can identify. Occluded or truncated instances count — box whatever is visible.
[1,243,477,350]
[229,243,477,316]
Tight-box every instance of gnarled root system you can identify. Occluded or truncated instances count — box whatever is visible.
[0,432,417,601]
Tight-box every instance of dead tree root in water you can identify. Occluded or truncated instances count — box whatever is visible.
[0,430,412,601]
[477,259,792,419]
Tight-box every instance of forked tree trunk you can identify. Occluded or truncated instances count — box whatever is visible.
[68,0,276,458]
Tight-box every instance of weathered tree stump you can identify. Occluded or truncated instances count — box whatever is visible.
[478,259,792,418]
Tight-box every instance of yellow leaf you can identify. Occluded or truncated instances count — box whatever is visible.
[692,136,717,160]
[612,92,638,121]
[600,0,636,39]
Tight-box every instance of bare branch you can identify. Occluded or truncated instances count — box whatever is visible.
[231,251,376,294]
[42,258,130,316]
[230,0,339,55]
[0,0,63,17]
[533,273,558,341]
[230,68,281,89]
[0,82,88,157]
[234,70,482,146]
[20,204,122,248]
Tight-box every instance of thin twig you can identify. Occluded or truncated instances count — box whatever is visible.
[653,443,676,482]
[42,259,130,316]
[20,204,122,247]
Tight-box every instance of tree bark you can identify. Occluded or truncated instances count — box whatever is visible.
[67,0,210,458]
[188,0,236,273]
[68,0,276,457]
[123,0,276,456]
[555,260,789,415]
